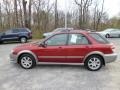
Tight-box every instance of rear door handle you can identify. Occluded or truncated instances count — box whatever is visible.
[59,47,62,49]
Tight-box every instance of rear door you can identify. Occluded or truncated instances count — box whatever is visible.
[66,33,90,63]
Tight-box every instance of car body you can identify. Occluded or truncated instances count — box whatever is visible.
[0,28,32,43]
[98,28,120,38]
[10,30,117,71]
[43,28,73,38]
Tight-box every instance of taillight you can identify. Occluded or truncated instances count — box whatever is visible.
[110,43,116,52]
[28,32,32,36]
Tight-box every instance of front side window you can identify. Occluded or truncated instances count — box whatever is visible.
[68,34,89,45]
[45,34,68,46]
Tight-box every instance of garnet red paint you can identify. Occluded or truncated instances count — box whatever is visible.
[10,30,117,71]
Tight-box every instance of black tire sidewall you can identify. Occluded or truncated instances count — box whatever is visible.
[106,34,109,38]
[85,55,103,71]
[0,41,3,44]
[19,54,36,69]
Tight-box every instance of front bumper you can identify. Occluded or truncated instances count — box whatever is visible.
[104,53,117,63]
[10,53,18,63]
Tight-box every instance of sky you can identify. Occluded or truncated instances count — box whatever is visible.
[56,0,120,18]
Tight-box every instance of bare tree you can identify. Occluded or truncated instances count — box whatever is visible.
[75,0,92,29]
[0,3,3,29]
[22,0,28,28]
[3,0,12,28]
[93,0,105,31]
[28,0,32,29]
[54,0,58,28]
[14,0,18,27]
[18,0,24,27]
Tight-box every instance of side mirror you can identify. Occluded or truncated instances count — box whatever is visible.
[40,42,47,48]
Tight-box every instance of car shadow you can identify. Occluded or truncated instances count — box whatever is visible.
[0,40,32,45]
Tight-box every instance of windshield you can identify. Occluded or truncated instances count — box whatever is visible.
[32,39,45,45]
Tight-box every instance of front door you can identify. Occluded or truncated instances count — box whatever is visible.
[37,34,68,62]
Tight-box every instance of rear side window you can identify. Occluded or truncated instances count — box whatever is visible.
[18,29,28,32]
[68,34,89,45]
[89,33,109,44]
[12,29,19,33]
[12,28,30,33]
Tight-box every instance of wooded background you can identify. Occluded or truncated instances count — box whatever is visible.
[0,0,120,38]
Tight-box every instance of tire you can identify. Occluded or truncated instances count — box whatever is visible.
[20,37,27,43]
[119,34,120,38]
[84,55,103,71]
[105,34,110,38]
[0,41,3,44]
[19,54,36,69]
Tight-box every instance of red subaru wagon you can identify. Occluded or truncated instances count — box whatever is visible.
[10,30,117,71]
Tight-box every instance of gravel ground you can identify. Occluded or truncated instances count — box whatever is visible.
[0,38,120,90]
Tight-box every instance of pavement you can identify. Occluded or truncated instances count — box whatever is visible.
[0,39,120,90]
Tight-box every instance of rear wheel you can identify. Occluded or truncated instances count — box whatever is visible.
[19,54,36,69]
[20,37,27,43]
[84,55,103,71]
[105,34,110,38]
[119,34,120,38]
[0,41,3,44]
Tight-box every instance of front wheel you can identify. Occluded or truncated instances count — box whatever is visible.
[19,54,36,69]
[84,55,103,71]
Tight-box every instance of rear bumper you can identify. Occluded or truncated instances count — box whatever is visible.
[10,53,18,63]
[104,53,117,63]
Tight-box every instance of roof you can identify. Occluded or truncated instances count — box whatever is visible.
[55,29,89,34]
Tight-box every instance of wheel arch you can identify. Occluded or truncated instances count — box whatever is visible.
[19,36,28,40]
[83,51,105,65]
[17,50,38,64]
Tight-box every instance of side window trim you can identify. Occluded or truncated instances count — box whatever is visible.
[68,33,91,45]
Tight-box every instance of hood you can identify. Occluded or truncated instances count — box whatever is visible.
[97,31,107,35]
[14,43,39,52]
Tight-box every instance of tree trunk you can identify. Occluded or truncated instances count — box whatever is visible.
[22,0,28,28]
[55,0,58,29]
[14,0,18,27]
[28,0,32,29]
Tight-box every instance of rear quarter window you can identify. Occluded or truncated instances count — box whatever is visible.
[18,28,31,33]
[89,33,109,44]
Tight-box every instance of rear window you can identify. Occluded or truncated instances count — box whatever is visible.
[89,33,109,44]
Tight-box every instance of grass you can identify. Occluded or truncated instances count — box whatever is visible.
[32,28,44,39]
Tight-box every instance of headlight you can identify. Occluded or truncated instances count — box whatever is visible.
[10,50,14,53]
[10,49,17,55]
